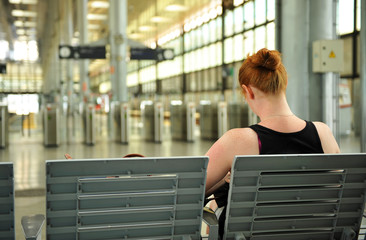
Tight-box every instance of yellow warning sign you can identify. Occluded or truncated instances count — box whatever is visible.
[329,51,336,58]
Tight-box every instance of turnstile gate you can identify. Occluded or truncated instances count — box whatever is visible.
[142,101,163,143]
[170,101,196,142]
[113,102,129,144]
[43,104,60,147]
[228,102,249,129]
[199,101,228,140]
[0,105,8,148]
[83,104,95,145]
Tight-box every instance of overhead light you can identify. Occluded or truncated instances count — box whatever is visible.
[138,25,155,32]
[233,0,244,6]
[165,4,188,12]
[88,24,100,30]
[9,0,37,4]
[91,1,109,8]
[12,10,37,17]
[22,0,37,3]
[195,16,203,27]
[16,29,25,35]
[209,8,217,19]
[24,21,36,27]
[202,12,210,23]
[150,16,170,23]
[14,21,23,27]
[129,32,143,39]
[17,35,28,41]
[26,29,36,35]
[183,23,191,32]
[87,14,107,20]
[216,5,223,15]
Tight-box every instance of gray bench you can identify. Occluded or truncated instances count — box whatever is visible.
[0,162,14,240]
[220,153,366,240]
[43,156,208,240]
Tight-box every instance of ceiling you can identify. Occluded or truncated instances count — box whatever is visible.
[0,0,220,56]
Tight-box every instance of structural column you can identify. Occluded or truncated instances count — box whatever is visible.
[361,0,366,152]
[78,0,90,102]
[309,0,338,138]
[108,2,116,102]
[63,0,74,109]
[63,0,75,143]
[109,0,128,102]
[279,0,309,120]
[279,0,338,139]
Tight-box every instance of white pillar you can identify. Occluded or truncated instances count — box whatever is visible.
[361,0,366,152]
[64,0,73,107]
[280,0,310,120]
[279,0,338,140]
[110,0,128,102]
[63,0,74,143]
[78,0,90,102]
[308,0,339,140]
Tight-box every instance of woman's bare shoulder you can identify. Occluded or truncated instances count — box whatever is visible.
[221,127,259,154]
[312,121,340,153]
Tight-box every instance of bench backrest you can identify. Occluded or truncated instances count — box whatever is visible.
[46,156,208,240]
[224,153,366,240]
[0,162,14,240]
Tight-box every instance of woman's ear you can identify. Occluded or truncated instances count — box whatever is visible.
[241,84,255,99]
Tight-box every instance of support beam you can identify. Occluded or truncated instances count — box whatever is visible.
[0,1,15,51]
[361,0,366,152]
[77,0,90,102]
[308,0,339,141]
[110,0,128,102]
[63,0,74,106]
[280,0,309,120]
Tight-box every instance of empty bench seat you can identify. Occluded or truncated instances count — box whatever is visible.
[0,162,14,240]
[46,156,208,240]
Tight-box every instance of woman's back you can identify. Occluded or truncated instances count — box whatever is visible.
[250,120,324,154]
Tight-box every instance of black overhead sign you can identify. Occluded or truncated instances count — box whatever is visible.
[0,64,6,74]
[130,48,174,61]
[59,45,106,59]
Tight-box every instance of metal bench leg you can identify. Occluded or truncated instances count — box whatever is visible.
[21,214,45,240]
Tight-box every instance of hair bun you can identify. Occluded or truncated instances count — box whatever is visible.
[249,48,281,71]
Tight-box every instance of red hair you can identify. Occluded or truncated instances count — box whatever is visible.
[239,48,288,94]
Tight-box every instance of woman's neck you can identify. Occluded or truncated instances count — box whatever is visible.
[255,93,293,121]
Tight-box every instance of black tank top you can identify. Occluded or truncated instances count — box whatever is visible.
[216,120,324,238]
[249,120,324,154]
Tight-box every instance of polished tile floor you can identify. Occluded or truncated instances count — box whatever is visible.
[2,114,215,239]
[0,113,362,239]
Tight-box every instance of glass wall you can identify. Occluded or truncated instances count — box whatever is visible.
[337,0,361,151]
[126,0,276,104]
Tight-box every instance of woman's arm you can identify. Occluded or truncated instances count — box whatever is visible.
[204,128,259,196]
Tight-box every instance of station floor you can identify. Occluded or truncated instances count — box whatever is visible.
[0,113,362,239]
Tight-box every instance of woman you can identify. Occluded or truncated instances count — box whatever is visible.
[204,48,340,236]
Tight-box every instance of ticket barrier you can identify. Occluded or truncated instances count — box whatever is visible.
[228,102,249,129]
[142,101,163,143]
[218,101,228,137]
[113,102,129,144]
[43,104,60,147]
[83,104,95,145]
[170,101,196,142]
[199,101,228,140]
[0,105,8,149]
